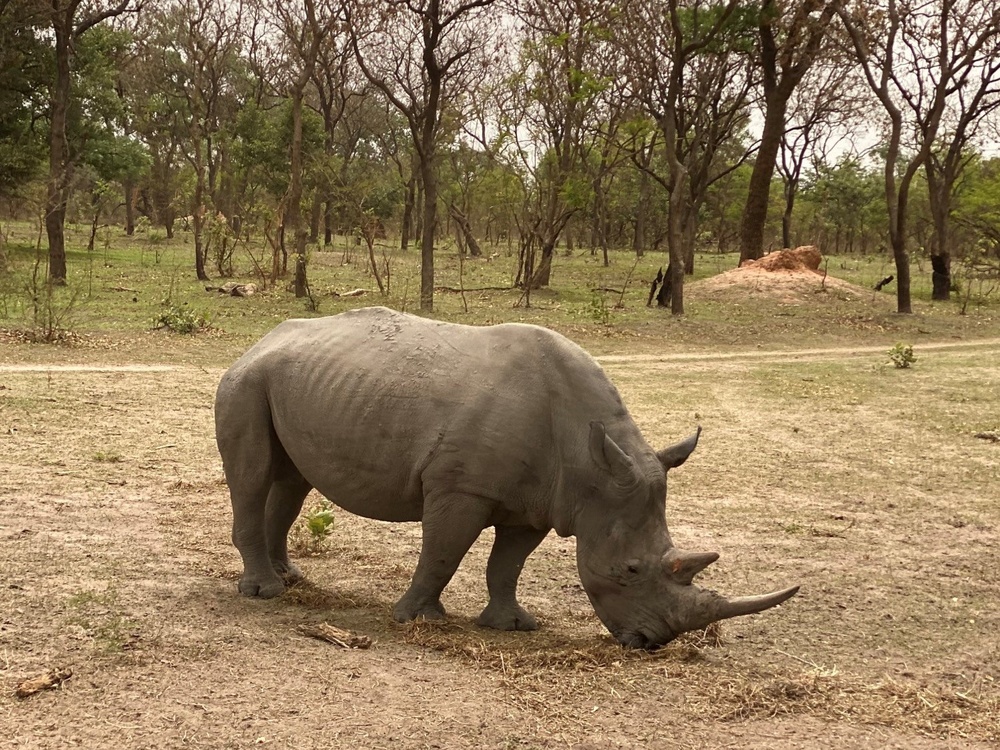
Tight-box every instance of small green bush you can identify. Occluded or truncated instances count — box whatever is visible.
[888,342,916,369]
[152,305,209,334]
[587,291,611,326]
[305,499,336,543]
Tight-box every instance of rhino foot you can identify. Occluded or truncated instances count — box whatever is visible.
[476,602,538,632]
[272,559,304,584]
[392,595,446,623]
[238,575,285,599]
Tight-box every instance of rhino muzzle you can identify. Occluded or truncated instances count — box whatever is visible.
[584,549,800,650]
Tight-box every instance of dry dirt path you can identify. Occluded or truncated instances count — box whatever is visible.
[596,336,1000,364]
[1,336,998,373]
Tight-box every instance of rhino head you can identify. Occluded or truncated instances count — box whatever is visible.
[575,423,799,649]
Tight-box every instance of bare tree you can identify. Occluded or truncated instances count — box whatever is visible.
[310,23,365,247]
[272,0,344,298]
[738,0,837,265]
[620,0,747,314]
[151,0,245,282]
[776,56,861,249]
[348,0,499,311]
[836,0,1000,313]
[923,24,1000,300]
[44,0,143,283]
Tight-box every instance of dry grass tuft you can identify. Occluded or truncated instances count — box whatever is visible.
[397,619,999,741]
[284,579,392,616]
[699,670,1000,740]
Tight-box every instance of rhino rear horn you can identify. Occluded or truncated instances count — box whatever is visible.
[589,421,638,484]
[657,426,702,471]
[663,549,719,585]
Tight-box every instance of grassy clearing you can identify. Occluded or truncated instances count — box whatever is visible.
[1,219,998,363]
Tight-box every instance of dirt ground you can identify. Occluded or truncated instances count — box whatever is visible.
[1,332,999,749]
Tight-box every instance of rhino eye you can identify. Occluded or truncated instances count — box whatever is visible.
[618,560,644,579]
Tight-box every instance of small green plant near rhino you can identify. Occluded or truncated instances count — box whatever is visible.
[290,497,336,555]
[587,290,612,326]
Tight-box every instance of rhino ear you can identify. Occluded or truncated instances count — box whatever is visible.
[589,421,638,484]
[657,426,702,471]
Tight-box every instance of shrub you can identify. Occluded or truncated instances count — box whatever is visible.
[888,342,916,369]
[152,305,209,334]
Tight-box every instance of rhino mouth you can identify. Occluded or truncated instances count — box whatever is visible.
[614,628,672,651]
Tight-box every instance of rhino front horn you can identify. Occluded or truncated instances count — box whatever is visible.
[712,585,800,621]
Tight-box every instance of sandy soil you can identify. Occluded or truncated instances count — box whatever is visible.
[1,336,998,749]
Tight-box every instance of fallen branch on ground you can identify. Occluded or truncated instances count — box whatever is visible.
[15,668,72,698]
[296,622,373,649]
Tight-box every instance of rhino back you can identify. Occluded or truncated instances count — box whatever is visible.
[220,307,638,525]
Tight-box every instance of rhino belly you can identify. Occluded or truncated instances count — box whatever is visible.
[270,412,429,522]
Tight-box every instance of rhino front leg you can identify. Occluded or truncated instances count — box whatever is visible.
[477,525,548,631]
[393,494,492,623]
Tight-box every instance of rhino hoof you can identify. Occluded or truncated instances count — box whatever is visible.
[477,603,538,632]
[238,576,285,599]
[392,597,446,623]
[272,559,304,584]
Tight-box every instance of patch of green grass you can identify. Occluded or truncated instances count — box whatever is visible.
[65,588,138,656]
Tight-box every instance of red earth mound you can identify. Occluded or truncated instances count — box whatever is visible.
[740,245,822,272]
[689,245,874,303]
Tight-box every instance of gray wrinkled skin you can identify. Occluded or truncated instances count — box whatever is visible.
[215,307,798,648]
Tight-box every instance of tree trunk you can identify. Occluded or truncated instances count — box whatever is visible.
[781,179,797,250]
[289,92,308,298]
[890,233,912,313]
[419,157,436,310]
[931,254,950,300]
[529,240,555,288]
[449,204,481,257]
[683,213,697,276]
[124,179,136,236]
[324,200,334,246]
[46,18,72,285]
[926,166,953,301]
[739,98,788,264]
[309,192,322,244]
[192,139,209,282]
[633,166,650,257]
[666,169,687,313]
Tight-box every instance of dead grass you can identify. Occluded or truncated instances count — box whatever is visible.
[398,621,999,741]
[1,318,999,747]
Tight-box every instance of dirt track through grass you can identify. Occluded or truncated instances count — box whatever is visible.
[2,335,998,373]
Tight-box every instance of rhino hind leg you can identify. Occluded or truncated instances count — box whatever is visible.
[218,392,289,599]
[476,525,547,632]
[392,493,493,623]
[265,467,313,584]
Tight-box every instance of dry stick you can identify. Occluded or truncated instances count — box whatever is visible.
[436,285,513,293]
[776,649,831,673]
[458,245,469,313]
[617,256,641,309]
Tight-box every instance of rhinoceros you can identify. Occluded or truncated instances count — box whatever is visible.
[215,306,798,648]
